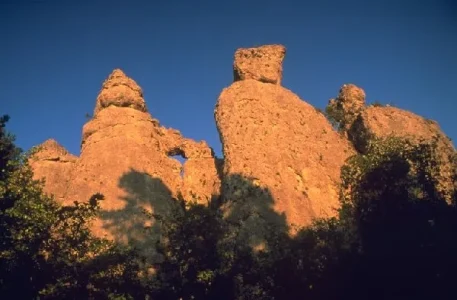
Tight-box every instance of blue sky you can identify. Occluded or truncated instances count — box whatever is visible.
[1,0,456,158]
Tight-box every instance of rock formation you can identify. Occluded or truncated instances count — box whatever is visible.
[93,69,147,116]
[327,84,456,202]
[233,44,286,85]
[30,69,221,250]
[326,84,366,132]
[29,44,456,252]
[215,45,355,237]
[29,139,77,202]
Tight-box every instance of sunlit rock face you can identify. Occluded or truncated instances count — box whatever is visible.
[29,44,456,254]
[29,139,77,202]
[233,44,286,85]
[31,69,221,258]
[215,44,355,236]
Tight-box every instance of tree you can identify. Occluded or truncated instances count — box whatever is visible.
[149,196,230,299]
[0,115,145,299]
[2,112,456,299]
[334,136,457,299]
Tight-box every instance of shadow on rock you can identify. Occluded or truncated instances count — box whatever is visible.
[307,141,457,300]
[218,173,289,252]
[99,168,291,257]
[97,168,292,297]
[99,168,178,261]
[93,143,457,299]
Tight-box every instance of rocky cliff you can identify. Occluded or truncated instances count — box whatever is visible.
[30,44,456,245]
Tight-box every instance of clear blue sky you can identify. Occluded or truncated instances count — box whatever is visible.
[1,0,456,158]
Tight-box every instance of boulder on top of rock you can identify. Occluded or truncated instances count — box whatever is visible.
[93,69,147,116]
[233,44,286,85]
[216,46,355,236]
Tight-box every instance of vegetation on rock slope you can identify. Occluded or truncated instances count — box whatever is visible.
[1,114,456,299]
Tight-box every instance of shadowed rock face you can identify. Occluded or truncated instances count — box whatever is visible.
[326,83,456,202]
[216,45,355,232]
[348,106,456,201]
[31,69,221,241]
[327,84,366,132]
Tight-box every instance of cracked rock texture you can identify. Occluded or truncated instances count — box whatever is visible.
[30,70,221,248]
[216,45,355,233]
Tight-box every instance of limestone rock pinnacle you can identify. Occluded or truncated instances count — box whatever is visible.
[93,69,147,116]
[216,45,355,237]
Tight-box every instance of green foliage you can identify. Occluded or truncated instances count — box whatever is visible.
[335,136,457,299]
[0,115,22,184]
[314,107,323,114]
[369,100,383,107]
[150,197,227,299]
[324,103,345,131]
[2,114,457,299]
[0,116,145,299]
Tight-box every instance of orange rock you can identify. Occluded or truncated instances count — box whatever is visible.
[29,45,456,250]
[216,45,355,233]
[93,69,147,116]
[29,139,77,202]
[348,105,456,201]
[233,44,286,85]
[31,69,221,255]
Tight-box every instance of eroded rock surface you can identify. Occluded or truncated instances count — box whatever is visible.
[29,139,77,202]
[93,69,147,116]
[29,45,456,254]
[216,45,355,236]
[233,44,286,85]
[31,69,221,253]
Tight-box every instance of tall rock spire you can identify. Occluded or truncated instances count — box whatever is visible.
[63,69,221,258]
[215,44,355,241]
[30,68,221,262]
